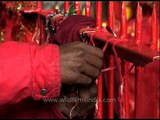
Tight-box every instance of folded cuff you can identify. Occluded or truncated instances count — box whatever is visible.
[31,44,61,100]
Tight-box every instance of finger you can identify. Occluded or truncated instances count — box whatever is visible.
[76,73,92,85]
[78,42,104,58]
[79,62,100,79]
[84,52,103,69]
[88,83,98,98]
[78,86,90,99]
[78,83,97,99]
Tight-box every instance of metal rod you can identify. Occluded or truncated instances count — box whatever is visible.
[64,1,69,14]
[74,1,80,15]
[97,73,103,119]
[151,4,158,51]
[85,1,91,17]
[134,2,143,118]
[121,2,129,118]
[107,1,115,119]
[95,1,102,29]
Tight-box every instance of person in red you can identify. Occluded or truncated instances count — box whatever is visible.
[0,2,104,119]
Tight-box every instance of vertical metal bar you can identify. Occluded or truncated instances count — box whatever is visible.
[95,1,103,118]
[97,74,103,119]
[151,3,159,118]
[134,2,143,118]
[85,1,91,17]
[74,1,80,15]
[121,2,127,38]
[135,3,142,46]
[64,1,70,14]
[107,1,115,119]
[108,2,114,29]
[95,1,102,29]
[158,2,160,118]
[121,60,129,118]
[151,4,158,51]
[29,2,35,9]
[135,66,143,118]
[121,2,129,118]
[37,1,42,10]
[107,56,115,119]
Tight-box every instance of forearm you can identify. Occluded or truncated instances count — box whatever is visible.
[0,41,61,106]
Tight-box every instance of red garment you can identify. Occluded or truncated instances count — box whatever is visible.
[0,41,63,118]
[0,2,96,117]
[0,2,159,117]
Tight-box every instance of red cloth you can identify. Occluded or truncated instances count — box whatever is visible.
[0,3,97,117]
[0,2,65,118]
[0,11,96,118]
[0,41,63,118]
[52,15,95,44]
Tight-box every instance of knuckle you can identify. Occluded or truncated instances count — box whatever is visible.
[73,73,79,79]
[76,61,84,70]
[92,85,98,97]
[99,50,104,58]
[73,73,81,84]
[86,77,92,84]
[76,48,85,57]
[79,74,92,85]
[70,74,78,84]
[94,69,101,78]
[77,73,82,79]
[78,42,85,47]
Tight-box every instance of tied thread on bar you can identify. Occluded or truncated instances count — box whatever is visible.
[80,25,130,118]
[82,26,134,119]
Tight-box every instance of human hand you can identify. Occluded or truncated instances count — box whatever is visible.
[59,41,103,85]
[72,83,98,118]
[58,83,98,119]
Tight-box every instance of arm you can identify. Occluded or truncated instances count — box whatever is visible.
[0,41,61,106]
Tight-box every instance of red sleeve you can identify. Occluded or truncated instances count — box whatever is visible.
[0,41,61,106]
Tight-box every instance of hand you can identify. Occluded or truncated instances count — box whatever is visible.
[59,41,103,85]
[58,83,98,119]
[72,83,98,118]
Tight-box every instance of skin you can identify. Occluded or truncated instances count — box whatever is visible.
[59,41,104,85]
[58,41,104,118]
